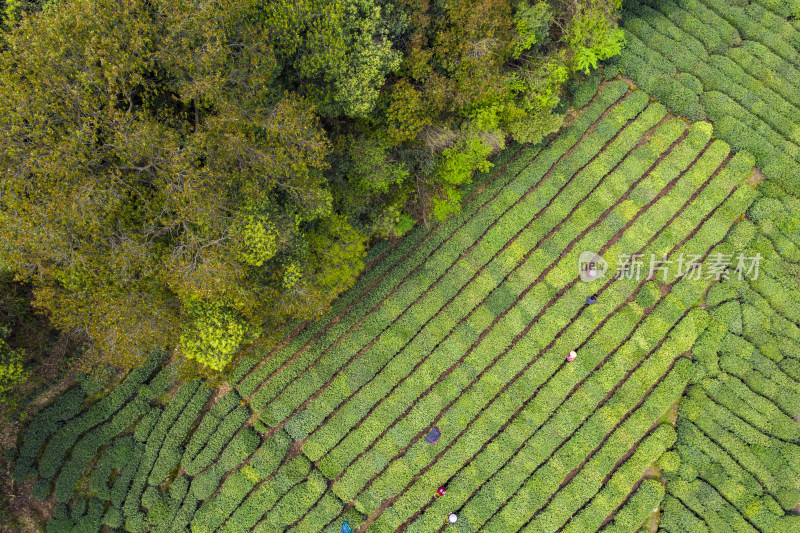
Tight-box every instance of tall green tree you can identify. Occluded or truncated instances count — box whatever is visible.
[0,0,624,372]
[264,0,401,118]
[0,0,366,370]
[0,325,26,397]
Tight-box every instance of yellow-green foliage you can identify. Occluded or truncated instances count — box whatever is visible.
[235,214,279,268]
[179,302,253,371]
[437,135,494,187]
[0,335,26,396]
[0,0,627,372]
[512,1,552,58]
[433,133,496,221]
[568,0,626,73]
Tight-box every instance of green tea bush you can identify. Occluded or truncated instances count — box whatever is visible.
[729,42,800,108]
[103,506,123,528]
[124,512,146,533]
[149,439,183,483]
[88,446,116,500]
[184,406,248,476]
[660,494,709,533]
[164,493,199,533]
[38,352,164,484]
[141,485,159,509]
[71,498,86,520]
[134,408,161,443]
[55,498,104,533]
[149,384,209,484]
[660,450,682,474]
[110,442,143,508]
[637,4,708,59]
[705,283,739,310]
[53,503,69,521]
[190,429,259,501]
[679,388,800,509]
[123,381,200,528]
[221,455,311,533]
[699,0,800,63]
[75,370,111,397]
[191,471,256,533]
[260,470,327,530]
[678,0,742,45]
[663,83,706,122]
[146,495,176,526]
[181,412,220,466]
[669,477,770,532]
[250,430,290,478]
[636,281,662,309]
[392,309,699,531]
[602,479,665,532]
[14,387,85,482]
[618,34,676,89]
[209,390,241,417]
[705,56,800,145]
[711,301,742,335]
[556,425,675,533]
[220,429,259,471]
[625,15,698,72]
[291,491,345,533]
[169,475,189,502]
[139,366,175,402]
[650,0,728,54]
[570,69,602,110]
[620,0,800,195]
[752,0,800,19]
[49,387,87,421]
[675,422,755,490]
[230,355,257,385]
[55,397,150,502]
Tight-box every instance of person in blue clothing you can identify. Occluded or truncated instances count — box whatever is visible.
[586,294,597,305]
[342,521,353,533]
[425,426,441,444]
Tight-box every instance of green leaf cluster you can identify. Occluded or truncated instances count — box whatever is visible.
[179,301,255,372]
[0,0,626,373]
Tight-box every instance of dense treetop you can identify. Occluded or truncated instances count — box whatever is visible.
[0,0,624,372]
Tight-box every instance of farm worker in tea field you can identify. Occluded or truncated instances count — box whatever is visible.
[437,486,447,497]
[567,350,577,362]
[586,294,597,305]
[449,513,458,524]
[341,521,353,533]
[425,426,441,444]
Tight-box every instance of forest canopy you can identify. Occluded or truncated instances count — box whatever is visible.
[0,0,624,372]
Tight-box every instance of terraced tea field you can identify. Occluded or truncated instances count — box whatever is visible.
[18,74,800,533]
[611,1,800,530]
[615,0,800,194]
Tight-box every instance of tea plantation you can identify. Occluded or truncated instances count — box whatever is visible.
[13,2,800,531]
[609,0,800,531]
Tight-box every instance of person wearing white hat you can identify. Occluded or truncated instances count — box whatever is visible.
[567,350,577,362]
[448,513,458,524]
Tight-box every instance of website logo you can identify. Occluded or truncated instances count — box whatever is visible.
[579,251,608,282]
